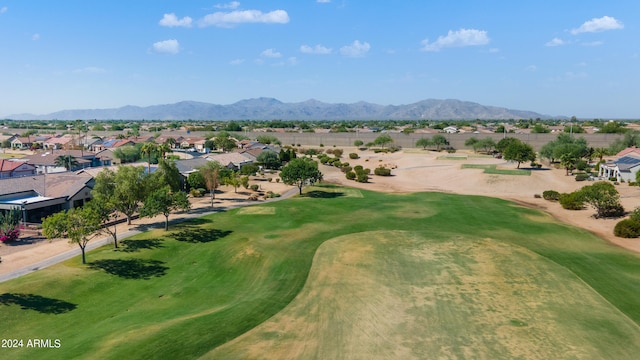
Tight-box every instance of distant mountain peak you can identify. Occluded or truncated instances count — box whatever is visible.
[4,98,553,120]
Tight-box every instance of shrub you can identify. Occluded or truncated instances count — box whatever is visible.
[542,190,560,201]
[374,166,392,176]
[349,153,359,159]
[534,194,542,199]
[559,192,584,210]
[332,149,343,157]
[304,148,319,156]
[346,171,356,180]
[599,204,625,218]
[356,172,368,183]
[250,184,259,191]
[197,188,207,196]
[189,189,202,197]
[575,173,589,181]
[576,160,588,171]
[354,165,364,173]
[614,219,640,238]
[341,165,352,173]
[325,149,334,154]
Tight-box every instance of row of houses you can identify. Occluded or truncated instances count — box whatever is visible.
[0,139,277,224]
[598,148,640,182]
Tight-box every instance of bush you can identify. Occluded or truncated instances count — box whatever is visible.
[349,153,359,159]
[576,160,588,171]
[575,173,589,181]
[250,184,259,191]
[614,219,640,238]
[534,194,542,199]
[354,165,364,173]
[559,192,584,210]
[189,189,202,197]
[325,149,334,154]
[374,166,392,176]
[346,171,356,180]
[341,165,352,173]
[332,149,343,157]
[542,190,560,201]
[599,204,625,218]
[356,172,368,183]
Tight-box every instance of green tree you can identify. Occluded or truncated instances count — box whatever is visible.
[140,186,191,231]
[502,139,536,168]
[431,135,449,151]
[257,150,281,169]
[113,145,141,163]
[256,134,279,145]
[559,153,577,176]
[496,137,519,153]
[198,161,229,207]
[416,138,433,149]
[113,165,147,225]
[214,131,237,152]
[280,158,323,195]
[224,171,242,193]
[149,159,182,192]
[373,134,393,149]
[42,206,101,264]
[89,168,120,248]
[579,181,624,218]
[354,139,364,147]
[187,171,206,190]
[54,155,79,171]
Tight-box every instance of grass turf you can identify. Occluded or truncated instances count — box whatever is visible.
[1,185,640,359]
[462,163,531,175]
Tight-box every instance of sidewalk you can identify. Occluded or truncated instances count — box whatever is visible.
[0,185,299,283]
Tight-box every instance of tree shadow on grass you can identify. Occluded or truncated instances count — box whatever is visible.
[0,293,77,314]
[89,259,168,280]
[171,228,232,243]
[304,190,345,198]
[119,239,164,253]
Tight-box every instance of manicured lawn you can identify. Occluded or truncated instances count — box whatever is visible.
[462,163,531,175]
[1,185,640,359]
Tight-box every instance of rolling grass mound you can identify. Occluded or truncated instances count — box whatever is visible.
[1,185,640,359]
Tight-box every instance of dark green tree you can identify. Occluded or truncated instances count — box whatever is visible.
[140,186,191,231]
[280,158,323,195]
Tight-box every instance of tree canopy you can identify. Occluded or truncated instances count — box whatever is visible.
[501,138,536,168]
[280,158,323,195]
[42,206,101,264]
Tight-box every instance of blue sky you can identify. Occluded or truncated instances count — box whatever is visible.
[0,1,638,119]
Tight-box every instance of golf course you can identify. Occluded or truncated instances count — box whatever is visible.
[2,185,640,359]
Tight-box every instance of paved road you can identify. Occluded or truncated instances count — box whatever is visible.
[0,187,299,283]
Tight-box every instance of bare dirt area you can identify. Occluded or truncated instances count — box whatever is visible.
[320,149,640,254]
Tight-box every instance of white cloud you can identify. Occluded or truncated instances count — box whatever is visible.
[421,28,489,52]
[545,37,565,47]
[339,40,370,57]
[159,13,193,28]
[199,9,289,28]
[73,66,106,74]
[582,41,604,46]
[300,44,332,54]
[215,1,241,9]
[230,58,245,65]
[32,33,40,41]
[0,6,7,14]
[152,39,180,54]
[571,16,623,35]
[317,0,331,3]
[261,48,282,58]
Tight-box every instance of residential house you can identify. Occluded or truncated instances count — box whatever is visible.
[0,172,94,224]
[442,126,459,134]
[204,152,253,170]
[598,149,640,182]
[22,149,97,174]
[43,135,73,150]
[10,137,34,150]
[0,160,37,179]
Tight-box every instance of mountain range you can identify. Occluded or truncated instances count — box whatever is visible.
[4,98,553,121]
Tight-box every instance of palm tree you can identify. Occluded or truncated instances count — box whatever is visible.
[593,148,608,163]
[140,142,157,174]
[157,143,172,160]
[54,155,79,171]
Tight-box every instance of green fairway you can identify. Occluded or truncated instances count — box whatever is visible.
[1,185,640,359]
[462,163,531,175]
